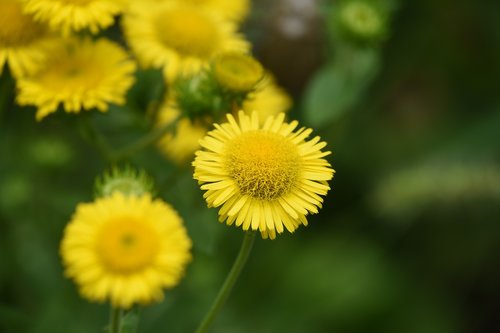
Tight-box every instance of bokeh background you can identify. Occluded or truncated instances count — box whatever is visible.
[2,0,500,332]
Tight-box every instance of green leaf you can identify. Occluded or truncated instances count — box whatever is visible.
[303,48,380,127]
[121,307,140,333]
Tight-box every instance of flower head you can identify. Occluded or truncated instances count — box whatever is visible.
[60,192,192,308]
[133,0,250,23]
[16,37,136,120]
[193,111,335,239]
[181,0,250,22]
[122,2,249,81]
[0,0,58,78]
[21,0,127,34]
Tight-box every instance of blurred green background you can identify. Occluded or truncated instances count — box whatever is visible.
[2,0,500,332]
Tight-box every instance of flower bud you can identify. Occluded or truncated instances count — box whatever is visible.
[213,52,264,92]
[335,1,386,44]
[94,166,154,198]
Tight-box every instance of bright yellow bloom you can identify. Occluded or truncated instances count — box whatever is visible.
[132,0,250,22]
[122,2,249,82]
[156,102,209,165]
[17,37,136,121]
[60,192,192,308]
[242,77,292,123]
[0,0,58,78]
[193,111,335,239]
[189,0,250,22]
[21,0,127,34]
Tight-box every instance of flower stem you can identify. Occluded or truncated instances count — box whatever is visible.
[109,307,122,333]
[110,116,181,163]
[79,115,114,162]
[195,232,256,333]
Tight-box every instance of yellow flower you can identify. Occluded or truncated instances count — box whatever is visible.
[193,111,335,239]
[242,77,292,123]
[60,192,192,308]
[21,0,127,34]
[176,0,250,22]
[0,0,58,78]
[213,52,264,92]
[16,37,136,121]
[122,2,249,82]
[157,101,209,165]
[132,0,250,23]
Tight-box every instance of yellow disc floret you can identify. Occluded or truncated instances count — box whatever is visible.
[97,218,159,274]
[225,131,300,200]
[156,8,219,58]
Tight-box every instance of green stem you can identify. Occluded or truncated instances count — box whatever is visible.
[0,74,14,123]
[80,115,114,162]
[109,307,122,333]
[110,116,181,163]
[195,232,256,333]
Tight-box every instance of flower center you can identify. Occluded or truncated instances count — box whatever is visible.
[214,53,264,91]
[97,218,159,273]
[155,7,219,58]
[0,1,44,46]
[59,0,93,4]
[225,131,300,200]
[40,48,103,90]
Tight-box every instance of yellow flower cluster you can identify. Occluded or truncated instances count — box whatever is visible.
[2,0,335,311]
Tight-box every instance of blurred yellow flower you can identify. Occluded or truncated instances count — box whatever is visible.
[122,2,249,81]
[16,37,136,121]
[156,101,209,165]
[0,0,58,78]
[242,77,293,123]
[60,192,192,308]
[177,0,249,22]
[193,111,335,239]
[131,0,250,23]
[21,0,127,34]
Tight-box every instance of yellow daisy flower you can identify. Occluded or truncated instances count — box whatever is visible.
[122,2,249,82]
[157,101,209,165]
[193,111,335,239]
[131,0,250,23]
[176,0,250,22]
[242,77,292,123]
[60,192,192,308]
[0,0,58,78]
[21,0,127,34]
[16,37,136,121]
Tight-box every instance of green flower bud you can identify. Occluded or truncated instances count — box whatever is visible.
[94,166,154,198]
[213,53,264,92]
[335,1,387,44]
